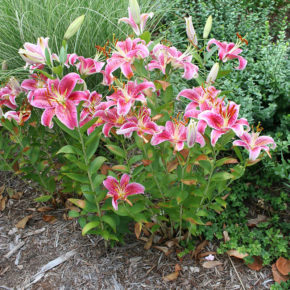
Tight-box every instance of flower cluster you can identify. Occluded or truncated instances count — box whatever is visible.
[0,2,276,213]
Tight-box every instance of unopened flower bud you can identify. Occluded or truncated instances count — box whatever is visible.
[187,119,197,148]
[129,0,141,25]
[185,16,198,46]
[203,15,212,39]
[64,15,85,40]
[206,63,219,86]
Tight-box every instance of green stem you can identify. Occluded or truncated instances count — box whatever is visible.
[141,141,165,202]
[76,123,105,234]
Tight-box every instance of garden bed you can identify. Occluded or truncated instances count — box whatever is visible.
[0,171,274,289]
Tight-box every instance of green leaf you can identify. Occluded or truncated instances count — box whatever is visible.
[82,221,100,235]
[92,174,106,190]
[212,171,233,181]
[199,160,212,174]
[57,145,82,155]
[68,210,80,218]
[86,136,101,160]
[215,197,227,208]
[59,46,67,64]
[85,127,101,145]
[140,31,151,44]
[231,164,245,180]
[63,173,89,183]
[102,215,117,232]
[217,69,232,80]
[195,75,205,86]
[34,195,52,202]
[233,146,243,162]
[176,191,188,204]
[89,156,106,174]
[105,145,125,158]
[192,51,203,67]
[28,146,40,164]
[129,155,143,166]
[44,47,51,67]
[80,117,99,134]
[55,119,79,140]
[205,45,218,61]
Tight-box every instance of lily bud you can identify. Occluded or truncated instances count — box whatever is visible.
[203,15,212,39]
[129,0,141,25]
[206,63,219,86]
[185,16,198,46]
[187,119,197,148]
[64,15,85,40]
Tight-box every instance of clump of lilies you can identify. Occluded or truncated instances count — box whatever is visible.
[0,0,277,242]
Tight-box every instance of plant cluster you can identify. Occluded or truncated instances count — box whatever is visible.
[0,0,278,248]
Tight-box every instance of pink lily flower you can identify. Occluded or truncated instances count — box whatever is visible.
[4,106,31,125]
[107,80,155,116]
[79,92,114,135]
[119,7,153,36]
[116,107,160,139]
[75,56,104,76]
[103,174,145,210]
[21,73,48,103]
[207,38,247,70]
[0,78,22,110]
[199,101,249,146]
[103,38,149,85]
[233,130,276,161]
[19,37,50,66]
[94,107,127,137]
[147,44,199,80]
[30,73,88,129]
[151,120,188,151]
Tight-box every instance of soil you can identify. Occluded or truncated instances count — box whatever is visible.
[0,171,275,290]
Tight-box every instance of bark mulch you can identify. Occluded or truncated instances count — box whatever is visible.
[0,171,274,289]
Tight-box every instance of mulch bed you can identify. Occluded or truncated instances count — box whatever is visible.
[0,171,274,289]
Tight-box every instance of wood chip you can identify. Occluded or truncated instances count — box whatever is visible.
[22,249,77,288]
[22,227,46,238]
[4,241,25,259]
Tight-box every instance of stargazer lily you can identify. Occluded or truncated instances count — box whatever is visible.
[207,38,247,70]
[233,130,276,161]
[103,174,145,210]
[21,73,48,103]
[4,105,31,126]
[75,56,104,76]
[103,38,149,85]
[116,107,160,139]
[119,7,154,36]
[0,77,22,110]
[147,44,199,80]
[199,101,249,146]
[107,80,155,116]
[30,73,88,129]
[94,107,127,137]
[151,120,187,151]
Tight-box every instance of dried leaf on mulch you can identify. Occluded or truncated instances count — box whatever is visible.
[192,240,208,259]
[247,214,267,227]
[227,249,248,259]
[272,263,289,283]
[276,257,290,276]
[16,215,33,229]
[223,230,230,242]
[163,271,179,282]
[0,196,7,211]
[0,184,6,195]
[134,222,142,239]
[42,215,57,223]
[153,246,172,256]
[202,261,223,269]
[246,256,263,271]
[144,235,153,250]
